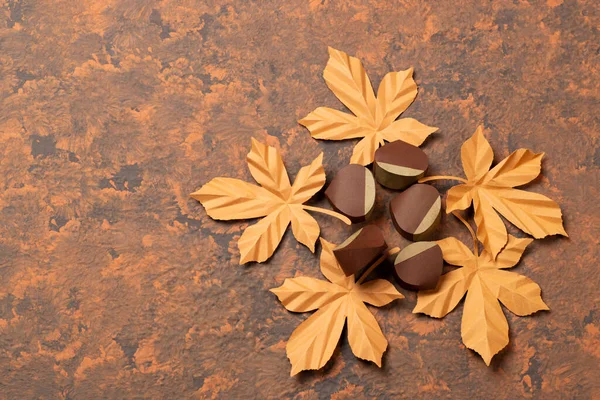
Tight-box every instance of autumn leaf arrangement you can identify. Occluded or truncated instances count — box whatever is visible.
[191,47,567,375]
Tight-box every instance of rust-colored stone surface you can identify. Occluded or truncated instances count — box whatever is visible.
[0,0,598,398]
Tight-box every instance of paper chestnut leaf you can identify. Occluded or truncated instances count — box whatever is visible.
[413,215,549,365]
[299,47,437,166]
[422,125,567,259]
[271,239,403,376]
[191,139,350,264]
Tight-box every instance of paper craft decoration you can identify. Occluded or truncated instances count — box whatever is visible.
[373,140,429,190]
[191,139,350,264]
[325,164,376,222]
[389,184,441,241]
[191,42,567,372]
[299,47,437,165]
[413,213,549,365]
[421,125,567,258]
[333,225,387,277]
[393,242,443,291]
[271,239,403,375]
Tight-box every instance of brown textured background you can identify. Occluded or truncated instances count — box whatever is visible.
[0,0,598,398]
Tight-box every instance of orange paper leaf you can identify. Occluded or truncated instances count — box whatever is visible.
[271,239,403,375]
[299,47,437,165]
[192,139,349,264]
[414,234,549,365]
[446,126,567,258]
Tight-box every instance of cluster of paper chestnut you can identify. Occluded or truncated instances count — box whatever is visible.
[326,140,442,291]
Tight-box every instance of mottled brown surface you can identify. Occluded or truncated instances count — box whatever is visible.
[0,0,598,398]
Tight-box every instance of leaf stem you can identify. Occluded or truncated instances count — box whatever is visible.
[418,175,468,184]
[303,205,352,225]
[356,247,401,285]
[452,211,478,257]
